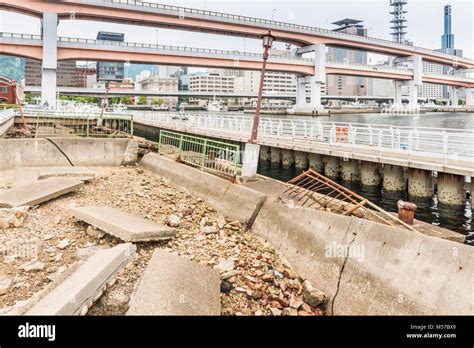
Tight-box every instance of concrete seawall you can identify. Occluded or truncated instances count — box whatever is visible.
[0,117,14,138]
[137,155,474,315]
[251,201,474,315]
[0,138,136,169]
[140,153,267,228]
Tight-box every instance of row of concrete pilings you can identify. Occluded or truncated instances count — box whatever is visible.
[258,145,473,208]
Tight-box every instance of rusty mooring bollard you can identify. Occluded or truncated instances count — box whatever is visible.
[397,200,417,225]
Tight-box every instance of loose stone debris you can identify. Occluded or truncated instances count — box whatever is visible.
[0,167,326,316]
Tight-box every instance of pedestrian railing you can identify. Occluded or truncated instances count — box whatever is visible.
[12,110,134,138]
[158,130,240,179]
[134,111,474,162]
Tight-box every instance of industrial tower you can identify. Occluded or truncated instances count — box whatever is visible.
[389,0,408,43]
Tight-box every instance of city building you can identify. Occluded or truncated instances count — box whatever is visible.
[75,66,97,88]
[96,32,125,82]
[438,5,463,99]
[137,74,179,106]
[24,59,76,87]
[189,71,235,93]
[0,75,24,104]
[419,61,443,99]
[326,19,368,96]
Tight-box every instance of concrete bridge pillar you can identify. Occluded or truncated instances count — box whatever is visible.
[407,80,418,107]
[270,147,281,164]
[408,168,433,199]
[281,149,295,168]
[437,173,465,206]
[308,153,324,172]
[360,161,381,186]
[295,77,308,109]
[450,87,459,106]
[471,180,474,210]
[465,88,474,107]
[341,159,360,182]
[41,12,58,108]
[294,151,308,170]
[259,145,270,162]
[383,164,405,192]
[324,156,339,179]
[393,81,403,107]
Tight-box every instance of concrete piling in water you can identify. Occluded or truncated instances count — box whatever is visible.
[437,173,465,206]
[281,149,295,168]
[340,159,360,182]
[259,146,270,162]
[323,156,340,179]
[408,168,433,199]
[383,164,405,192]
[472,180,474,210]
[360,161,381,186]
[308,153,324,172]
[270,147,281,164]
[294,151,308,170]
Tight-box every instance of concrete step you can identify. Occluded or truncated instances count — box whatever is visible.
[0,177,84,208]
[127,250,221,315]
[26,243,136,315]
[71,206,176,242]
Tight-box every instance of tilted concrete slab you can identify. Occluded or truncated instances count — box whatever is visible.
[37,167,96,181]
[13,167,96,187]
[27,243,136,315]
[127,250,221,315]
[0,177,84,208]
[71,206,176,242]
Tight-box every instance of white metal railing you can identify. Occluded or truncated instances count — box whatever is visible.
[0,32,42,40]
[131,111,474,162]
[108,0,473,65]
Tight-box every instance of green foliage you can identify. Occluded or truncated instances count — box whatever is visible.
[137,96,147,105]
[151,98,165,106]
[0,56,25,81]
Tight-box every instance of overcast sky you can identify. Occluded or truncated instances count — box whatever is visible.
[0,0,472,60]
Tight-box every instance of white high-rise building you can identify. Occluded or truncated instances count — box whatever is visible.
[418,61,443,99]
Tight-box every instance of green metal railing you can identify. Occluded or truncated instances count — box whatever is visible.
[158,130,240,179]
[29,112,134,138]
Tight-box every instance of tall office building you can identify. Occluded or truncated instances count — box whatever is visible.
[389,0,408,44]
[438,5,463,99]
[24,59,76,87]
[96,32,125,82]
[326,19,368,96]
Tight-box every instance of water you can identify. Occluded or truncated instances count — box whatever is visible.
[254,112,474,245]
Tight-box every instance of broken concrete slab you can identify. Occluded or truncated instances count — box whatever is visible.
[127,250,220,315]
[13,167,96,188]
[37,167,96,181]
[71,206,176,242]
[0,177,84,208]
[26,243,136,315]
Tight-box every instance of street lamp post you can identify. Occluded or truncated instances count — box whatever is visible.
[249,31,275,144]
[242,30,275,178]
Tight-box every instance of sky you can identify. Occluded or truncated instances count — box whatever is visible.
[0,0,472,65]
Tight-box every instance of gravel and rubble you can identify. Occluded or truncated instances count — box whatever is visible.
[0,166,326,316]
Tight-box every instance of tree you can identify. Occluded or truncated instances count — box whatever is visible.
[137,96,147,105]
[151,98,165,106]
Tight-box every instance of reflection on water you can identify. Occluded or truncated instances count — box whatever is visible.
[257,161,473,245]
